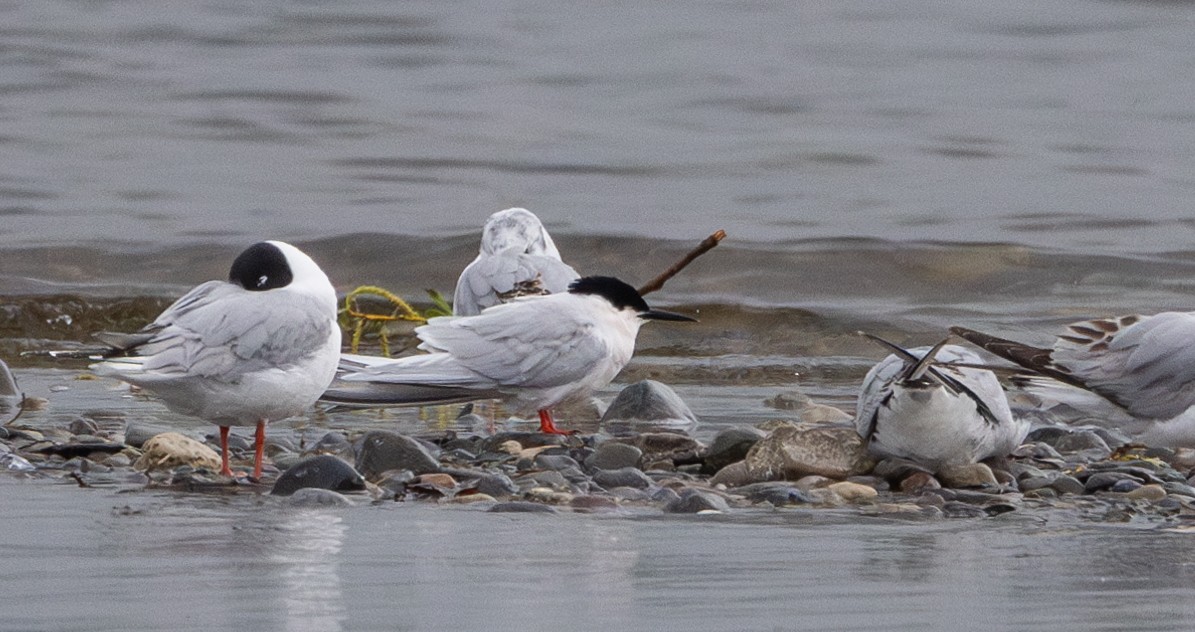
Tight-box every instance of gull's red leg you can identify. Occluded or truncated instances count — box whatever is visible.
[253,420,267,480]
[537,409,573,435]
[218,425,234,477]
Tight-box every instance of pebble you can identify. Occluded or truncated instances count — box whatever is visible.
[593,467,654,490]
[570,495,621,512]
[734,482,815,505]
[937,463,998,489]
[664,488,731,514]
[440,467,519,498]
[743,425,874,481]
[1084,471,1142,493]
[525,488,575,505]
[272,456,365,497]
[827,481,878,502]
[134,433,221,473]
[1050,475,1085,495]
[1125,484,1167,501]
[1109,479,1142,494]
[1,452,36,471]
[122,422,177,449]
[600,380,698,427]
[586,442,643,471]
[709,461,752,487]
[900,472,941,495]
[356,431,441,479]
[701,427,766,474]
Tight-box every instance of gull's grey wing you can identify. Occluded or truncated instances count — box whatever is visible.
[1051,311,1195,419]
[95,281,334,382]
[453,253,579,316]
[349,298,607,390]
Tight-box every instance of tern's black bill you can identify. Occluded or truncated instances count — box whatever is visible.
[639,309,698,322]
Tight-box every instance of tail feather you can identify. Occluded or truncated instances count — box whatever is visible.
[949,326,1091,391]
[320,381,497,409]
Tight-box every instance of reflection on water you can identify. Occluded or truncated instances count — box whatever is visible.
[3,478,1195,631]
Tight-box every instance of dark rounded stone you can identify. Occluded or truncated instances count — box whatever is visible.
[535,454,582,472]
[600,380,697,426]
[586,442,643,471]
[1163,482,1195,498]
[123,422,177,448]
[1109,479,1142,494]
[516,470,570,491]
[1084,471,1142,493]
[272,455,366,496]
[68,417,100,436]
[488,501,558,514]
[1050,475,1085,495]
[593,467,654,490]
[900,472,942,495]
[480,432,567,453]
[441,467,519,498]
[664,488,731,514]
[356,430,441,479]
[702,427,767,474]
[313,431,351,452]
[735,482,814,505]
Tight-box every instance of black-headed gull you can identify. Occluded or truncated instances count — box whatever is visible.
[92,241,340,478]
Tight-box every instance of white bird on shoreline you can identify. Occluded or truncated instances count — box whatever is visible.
[323,276,696,435]
[91,241,340,479]
[854,334,1027,470]
[453,207,580,316]
[953,316,1195,447]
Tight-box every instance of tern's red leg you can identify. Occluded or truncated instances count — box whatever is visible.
[537,409,573,435]
[253,420,267,480]
[218,425,234,477]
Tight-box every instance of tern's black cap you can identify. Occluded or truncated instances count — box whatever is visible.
[568,276,650,312]
[567,276,697,322]
[229,241,293,291]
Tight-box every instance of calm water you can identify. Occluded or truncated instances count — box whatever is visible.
[5,0,1195,629]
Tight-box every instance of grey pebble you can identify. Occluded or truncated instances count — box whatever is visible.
[593,467,654,490]
[586,442,643,471]
[1050,475,1085,495]
[735,482,815,505]
[272,455,366,497]
[1084,471,1142,493]
[356,430,441,479]
[701,427,766,474]
[1109,479,1142,494]
[664,488,731,514]
[441,467,519,498]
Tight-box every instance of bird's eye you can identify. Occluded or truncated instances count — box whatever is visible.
[258,275,269,287]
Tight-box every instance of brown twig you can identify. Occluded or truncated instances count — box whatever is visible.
[638,229,726,296]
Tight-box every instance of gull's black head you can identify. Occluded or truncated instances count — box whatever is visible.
[229,241,294,291]
[568,276,697,322]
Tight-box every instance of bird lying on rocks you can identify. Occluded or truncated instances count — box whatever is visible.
[453,207,580,316]
[323,276,696,435]
[953,316,1195,447]
[88,241,341,479]
[854,333,1027,470]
